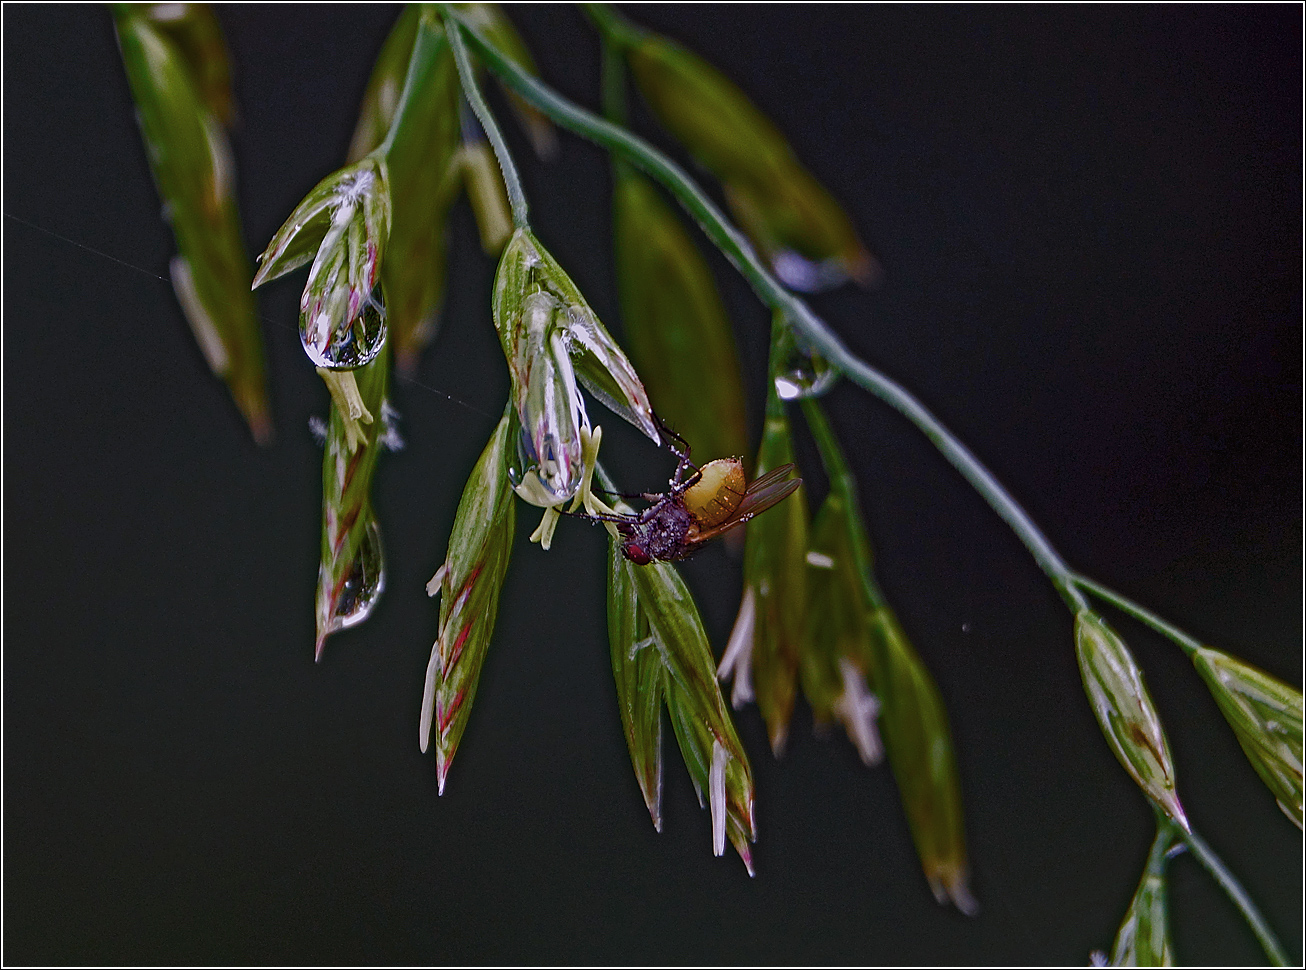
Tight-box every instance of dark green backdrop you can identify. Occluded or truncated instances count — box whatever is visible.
[5,5,1301,964]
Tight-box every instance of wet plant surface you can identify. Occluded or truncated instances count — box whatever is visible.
[4,5,1300,964]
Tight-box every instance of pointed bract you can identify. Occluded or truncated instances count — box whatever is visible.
[867,607,977,915]
[606,527,755,871]
[724,334,808,754]
[1192,647,1303,828]
[608,545,667,828]
[493,229,658,506]
[1109,835,1175,967]
[314,349,391,659]
[420,415,517,793]
[255,156,392,370]
[1075,611,1188,830]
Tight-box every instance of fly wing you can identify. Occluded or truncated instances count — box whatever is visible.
[686,467,800,547]
[742,462,796,495]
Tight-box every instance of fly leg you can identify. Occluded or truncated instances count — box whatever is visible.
[654,413,700,491]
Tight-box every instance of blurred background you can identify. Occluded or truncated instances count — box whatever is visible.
[4,5,1300,964]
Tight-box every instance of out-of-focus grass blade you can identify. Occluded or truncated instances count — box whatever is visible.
[114,4,270,442]
[801,397,974,913]
[613,167,748,464]
[623,23,875,290]
[348,6,462,374]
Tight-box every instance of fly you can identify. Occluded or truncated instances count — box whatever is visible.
[584,425,801,564]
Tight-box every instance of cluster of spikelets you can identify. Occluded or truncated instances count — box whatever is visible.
[118,4,1300,961]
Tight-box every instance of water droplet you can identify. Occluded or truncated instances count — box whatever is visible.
[772,250,850,293]
[773,324,838,400]
[300,283,388,370]
[506,407,582,506]
[326,518,386,635]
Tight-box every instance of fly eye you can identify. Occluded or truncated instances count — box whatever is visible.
[623,542,652,566]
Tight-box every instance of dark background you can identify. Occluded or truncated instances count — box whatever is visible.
[4,4,1301,964]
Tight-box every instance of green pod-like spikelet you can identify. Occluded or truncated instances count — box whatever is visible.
[254,155,392,371]
[314,346,391,660]
[420,413,517,794]
[114,4,270,442]
[609,534,756,872]
[802,490,882,764]
[613,167,748,464]
[866,606,976,915]
[493,228,659,506]
[1192,646,1303,828]
[1075,611,1189,830]
[721,322,809,754]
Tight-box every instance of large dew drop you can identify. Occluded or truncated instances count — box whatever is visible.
[504,398,584,508]
[300,283,388,370]
[774,326,838,400]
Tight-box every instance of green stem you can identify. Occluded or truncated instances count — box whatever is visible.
[452,11,1087,613]
[443,9,529,229]
[378,11,444,159]
[800,397,885,611]
[1146,815,1178,878]
[1180,826,1289,966]
[1072,574,1203,657]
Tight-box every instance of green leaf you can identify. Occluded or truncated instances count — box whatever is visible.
[1075,611,1188,829]
[314,346,391,660]
[420,413,517,793]
[1192,646,1304,828]
[612,168,748,464]
[625,31,874,290]
[113,5,270,442]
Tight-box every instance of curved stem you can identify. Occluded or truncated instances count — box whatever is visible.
[1072,574,1203,658]
[1180,826,1289,966]
[443,9,529,229]
[451,11,1088,612]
